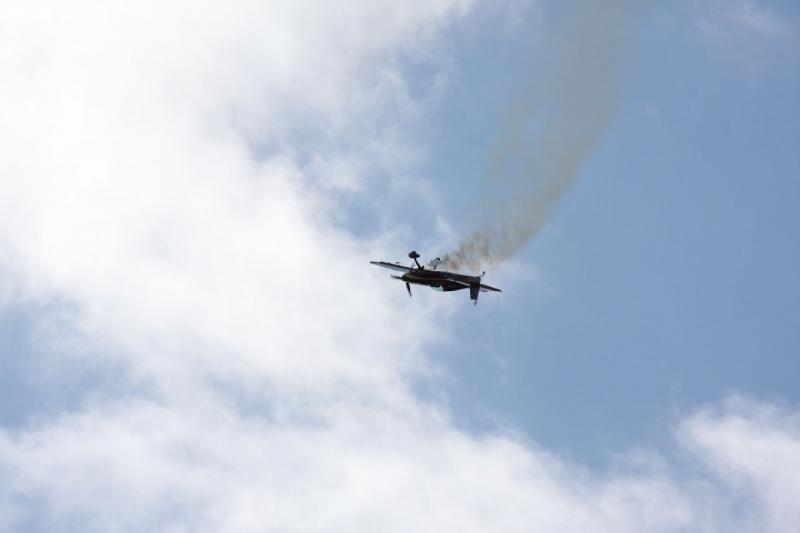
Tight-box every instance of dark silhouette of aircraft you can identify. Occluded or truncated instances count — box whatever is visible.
[370,251,501,305]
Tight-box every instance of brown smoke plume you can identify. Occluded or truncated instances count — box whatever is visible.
[441,1,632,271]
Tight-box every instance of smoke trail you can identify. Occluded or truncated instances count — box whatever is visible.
[442,1,632,271]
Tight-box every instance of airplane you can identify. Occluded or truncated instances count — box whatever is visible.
[370,251,501,305]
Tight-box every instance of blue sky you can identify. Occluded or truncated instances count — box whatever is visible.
[1,1,799,531]
[407,0,800,463]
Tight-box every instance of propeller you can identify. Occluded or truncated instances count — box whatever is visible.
[390,275,413,297]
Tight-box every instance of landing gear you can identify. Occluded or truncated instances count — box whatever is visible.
[408,250,422,269]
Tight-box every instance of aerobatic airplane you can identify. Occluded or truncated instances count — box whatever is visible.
[370,251,501,305]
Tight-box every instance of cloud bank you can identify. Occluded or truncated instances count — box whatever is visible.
[1,1,799,531]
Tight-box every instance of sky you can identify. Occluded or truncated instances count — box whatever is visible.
[1,1,799,532]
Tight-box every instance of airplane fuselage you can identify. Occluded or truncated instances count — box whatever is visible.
[400,268,480,292]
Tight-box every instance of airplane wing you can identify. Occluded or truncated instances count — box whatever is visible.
[441,278,501,292]
[370,261,412,272]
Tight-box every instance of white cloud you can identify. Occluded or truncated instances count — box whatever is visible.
[1,1,800,532]
[697,0,792,41]
[679,394,800,532]
[0,0,468,399]
[2,393,800,532]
